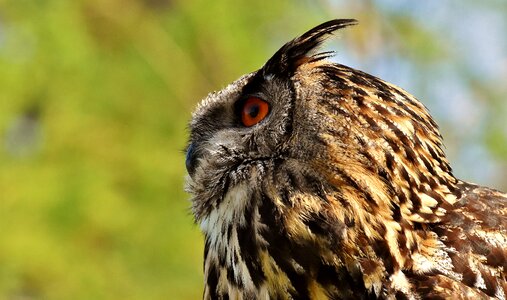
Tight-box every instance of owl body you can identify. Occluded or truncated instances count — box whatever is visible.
[186,20,507,299]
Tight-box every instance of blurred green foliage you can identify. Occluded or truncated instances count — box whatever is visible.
[0,1,326,299]
[0,0,505,299]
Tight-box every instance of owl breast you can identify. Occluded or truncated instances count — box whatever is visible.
[201,182,264,298]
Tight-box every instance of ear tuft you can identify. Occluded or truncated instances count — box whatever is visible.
[262,19,358,77]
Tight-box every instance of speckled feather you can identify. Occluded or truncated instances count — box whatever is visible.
[186,19,507,299]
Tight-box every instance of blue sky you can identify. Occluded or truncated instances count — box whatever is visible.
[324,0,507,189]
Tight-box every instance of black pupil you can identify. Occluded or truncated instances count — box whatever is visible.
[247,103,259,118]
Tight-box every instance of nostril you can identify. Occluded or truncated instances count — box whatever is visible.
[186,142,197,176]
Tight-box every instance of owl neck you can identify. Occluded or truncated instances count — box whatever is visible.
[200,180,381,299]
[199,158,459,298]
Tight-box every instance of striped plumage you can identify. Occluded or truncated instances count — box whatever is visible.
[185,19,507,299]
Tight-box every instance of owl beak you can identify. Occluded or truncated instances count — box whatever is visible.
[186,142,198,177]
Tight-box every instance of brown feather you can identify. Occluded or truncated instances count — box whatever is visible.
[186,19,507,299]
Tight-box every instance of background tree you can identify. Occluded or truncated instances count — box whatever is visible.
[0,0,505,299]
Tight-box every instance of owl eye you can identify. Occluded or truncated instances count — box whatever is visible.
[240,97,270,127]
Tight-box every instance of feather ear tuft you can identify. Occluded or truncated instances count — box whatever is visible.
[262,19,358,77]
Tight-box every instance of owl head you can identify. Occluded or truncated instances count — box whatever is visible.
[185,19,459,297]
[186,18,455,222]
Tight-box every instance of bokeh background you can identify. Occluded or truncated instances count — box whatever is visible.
[0,0,506,299]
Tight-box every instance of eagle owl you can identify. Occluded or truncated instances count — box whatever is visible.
[185,19,507,299]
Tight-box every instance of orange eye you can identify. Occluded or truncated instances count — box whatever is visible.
[241,97,270,127]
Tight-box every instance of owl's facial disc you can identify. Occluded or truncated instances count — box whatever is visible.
[186,73,293,179]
